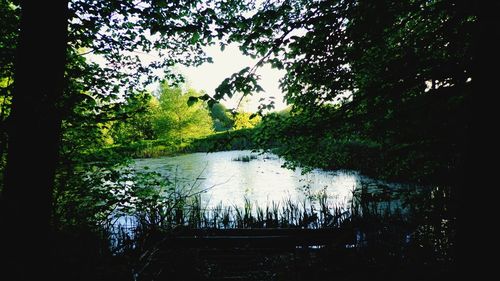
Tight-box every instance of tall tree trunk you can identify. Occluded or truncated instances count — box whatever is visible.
[0,1,68,280]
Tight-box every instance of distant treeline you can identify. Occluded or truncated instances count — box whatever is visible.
[104,128,257,159]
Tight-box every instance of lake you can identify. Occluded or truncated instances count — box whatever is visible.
[132,150,408,210]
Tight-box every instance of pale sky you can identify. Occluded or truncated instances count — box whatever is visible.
[178,43,288,112]
[87,42,288,112]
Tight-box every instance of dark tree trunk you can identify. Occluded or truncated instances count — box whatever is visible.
[0,1,68,280]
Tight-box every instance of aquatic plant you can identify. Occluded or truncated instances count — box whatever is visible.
[231,154,258,162]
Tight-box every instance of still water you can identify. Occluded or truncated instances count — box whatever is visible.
[132,150,401,209]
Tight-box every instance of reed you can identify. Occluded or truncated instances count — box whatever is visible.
[63,178,454,281]
[231,154,258,162]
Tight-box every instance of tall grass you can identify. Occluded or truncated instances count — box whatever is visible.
[63,170,455,281]
[110,184,452,238]
[50,159,456,280]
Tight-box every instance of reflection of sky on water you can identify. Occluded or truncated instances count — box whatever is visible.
[133,150,365,209]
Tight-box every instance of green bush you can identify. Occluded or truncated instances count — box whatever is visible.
[187,129,257,152]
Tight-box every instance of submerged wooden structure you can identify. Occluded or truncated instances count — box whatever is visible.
[140,228,356,280]
[162,228,354,248]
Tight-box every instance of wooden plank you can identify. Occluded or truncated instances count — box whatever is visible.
[170,228,351,236]
[159,228,354,248]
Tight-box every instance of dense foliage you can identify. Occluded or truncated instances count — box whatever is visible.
[0,1,251,280]
[1,1,473,224]
[152,83,214,143]
[225,0,474,184]
[0,0,18,187]
[0,0,471,279]
[0,0,252,222]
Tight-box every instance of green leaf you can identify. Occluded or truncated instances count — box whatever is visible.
[190,32,201,44]
[199,94,211,101]
[187,96,199,106]
[207,99,217,108]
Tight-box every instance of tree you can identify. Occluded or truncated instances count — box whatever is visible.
[0,1,252,279]
[0,2,69,280]
[153,83,213,144]
[218,0,473,110]
[0,0,18,188]
[109,92,159,144]
[219,0,473,183]
[233,111,261,130]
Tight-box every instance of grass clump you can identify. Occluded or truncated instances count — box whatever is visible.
[231,154,258,162]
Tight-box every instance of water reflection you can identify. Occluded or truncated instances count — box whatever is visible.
[133,150,378,209]
[111,151,454,271]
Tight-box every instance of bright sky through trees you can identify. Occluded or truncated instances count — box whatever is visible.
[179,43,287,112]
[88,42,287,113]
